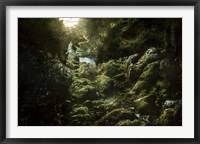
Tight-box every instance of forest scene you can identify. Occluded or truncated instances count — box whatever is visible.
[18,18,182,126]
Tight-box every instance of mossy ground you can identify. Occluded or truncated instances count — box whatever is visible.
[67,47,182,126]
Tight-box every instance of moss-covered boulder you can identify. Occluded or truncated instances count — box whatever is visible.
[93,98,121,118]
[82,97,121,121]
[158,100,182,125]
[158,108,174,125]
[131,61,160,96]
[70,106,89,115]
[127,47,160,82]
[127,64,142,82]
[95,75,114,95]
[69,105,95,126]
[84,99,104,108]
[132,80,150,94]
[116,119,146,126]
[70,84,99,102]
[138,47,159,64]
[72,77,92,86]
[139,61,160,83]
[126,54,140,65]
[70,113,93,126]
[98,60,124,77]
[78,63,97,80]
[134,94,159,115]
[96,108,137,125]
[66,60,79,70]
[112,73,126,81]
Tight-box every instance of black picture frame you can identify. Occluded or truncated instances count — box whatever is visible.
[0,0,200,143]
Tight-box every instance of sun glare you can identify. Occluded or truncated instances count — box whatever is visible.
[60,18,80,28]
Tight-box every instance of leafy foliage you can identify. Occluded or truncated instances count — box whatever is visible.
[18,18,72,125]
[78,18,181,63]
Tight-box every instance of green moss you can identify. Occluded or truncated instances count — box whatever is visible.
[116,119,134,126]
[96,108,136,125]
[78,63,97,80]
[132,80,150,94]
[70,84,98,101]
[70,113,92,126]
[139,47,158,60]
[127,48,160,83]
[158,108,174,125]
[98,60,124,77]
[131,119,146,126]
[72,77,92,85]
[127,64,142,82]
[116,119,146,126]
[71,106,89,115]
[79,85,96,97]
[79,85,95,93]
[139,61,160,83]
[134,94,158,115]
[113,73,126,81]
[95,75,114,95]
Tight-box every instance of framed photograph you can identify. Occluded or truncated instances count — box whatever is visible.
[0,0,199,143]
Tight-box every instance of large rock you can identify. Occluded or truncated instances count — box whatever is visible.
[158,100,182,126]
[125,53,140,67]
[69,105,94,126]
[98,60,124,77]
[116,119,146,126]
[127,47,160,82]
[157,108,174,126]
[70,106,89,115]
[95,75,114,95]
[96,108,137,126]
[138,61,160,83]
[70,113,93,126]
[83,98,120,121]
[127,47,160,81]
[70,81,99,102]
[127,64,142,82]
[72,77,92,86]
[132,80,150,94]
[136,47,159,70]
[66,60,79,70]
[131,61,160,95]
[78,63,97,80]
[134,94,159,115]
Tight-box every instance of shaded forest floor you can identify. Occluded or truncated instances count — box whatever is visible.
[65,46,182,126]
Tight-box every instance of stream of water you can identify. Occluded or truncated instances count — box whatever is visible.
[79,57,95,64]
[68,41,96,65]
